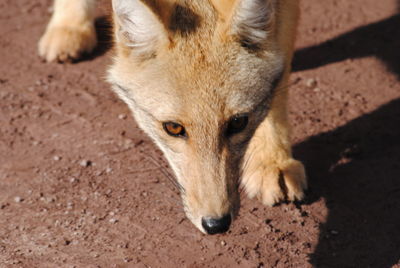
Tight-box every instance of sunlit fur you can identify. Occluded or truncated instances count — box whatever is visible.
[39,0,307,233]
[38,0,97,62]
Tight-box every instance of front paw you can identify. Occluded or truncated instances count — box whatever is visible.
[241,158,307,206]
[38,23,97,62]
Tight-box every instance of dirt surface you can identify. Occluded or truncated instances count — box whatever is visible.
[1,0,400,267]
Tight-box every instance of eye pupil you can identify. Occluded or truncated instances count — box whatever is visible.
[232,118,243,128]
[227,115,248,136]
[163,122,186,137]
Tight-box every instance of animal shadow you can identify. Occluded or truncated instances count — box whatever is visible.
[294,97,400,267]
[293,14,400,79]
[77,16,113,62]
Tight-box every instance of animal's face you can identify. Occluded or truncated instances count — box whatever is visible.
[108,0,285,233]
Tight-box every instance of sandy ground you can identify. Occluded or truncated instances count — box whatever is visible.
[1,0,399,267]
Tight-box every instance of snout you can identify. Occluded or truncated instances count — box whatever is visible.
[201,214,231,234]
[173,148,240,234]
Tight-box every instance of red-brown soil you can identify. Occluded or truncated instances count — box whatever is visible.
[1,0,400,267]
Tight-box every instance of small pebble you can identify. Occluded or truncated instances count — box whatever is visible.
[330,230,339,235]
[46,197,55,203]
[79,160,92,167]
[53,156,61,161]
[14,196,23,203]
[306,78,317,88]
[109,218,118,224]
[124,257,132,263]
[220,240,226,246]
[118,114,127,120]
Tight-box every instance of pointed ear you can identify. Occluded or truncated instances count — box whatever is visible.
[112,0,170,57]
[231,0,275,49]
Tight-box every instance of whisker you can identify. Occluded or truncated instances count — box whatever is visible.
[138,149,185,194]
[239,143,260,193]
[272,79,296,98]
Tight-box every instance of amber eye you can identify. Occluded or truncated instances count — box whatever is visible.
[163,122,186,137]
[226,115,248,136]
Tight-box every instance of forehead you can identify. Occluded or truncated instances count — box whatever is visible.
[120,45,283,124]
[160,48,283,116]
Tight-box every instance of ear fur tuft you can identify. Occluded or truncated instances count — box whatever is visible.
[232,0,275,49]
[112,0,169,56]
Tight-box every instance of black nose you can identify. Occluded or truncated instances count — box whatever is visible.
[201,214,231,235]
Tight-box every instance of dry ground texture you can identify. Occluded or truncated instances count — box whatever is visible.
[1,0,400,267]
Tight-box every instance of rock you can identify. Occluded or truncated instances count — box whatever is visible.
[109,218,118,224]
[118,114,127,120]
[14,196,23,203]
[79,160,92,167]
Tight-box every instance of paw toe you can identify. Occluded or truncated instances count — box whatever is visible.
[38,25,97,62]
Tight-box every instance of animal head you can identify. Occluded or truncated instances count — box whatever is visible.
[108,0,286,234]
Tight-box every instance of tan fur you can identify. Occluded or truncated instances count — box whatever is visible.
[39,0,97,62]
[40,0,306,234]
[241,0,307,205]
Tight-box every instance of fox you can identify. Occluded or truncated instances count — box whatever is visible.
[39,0,307,235]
